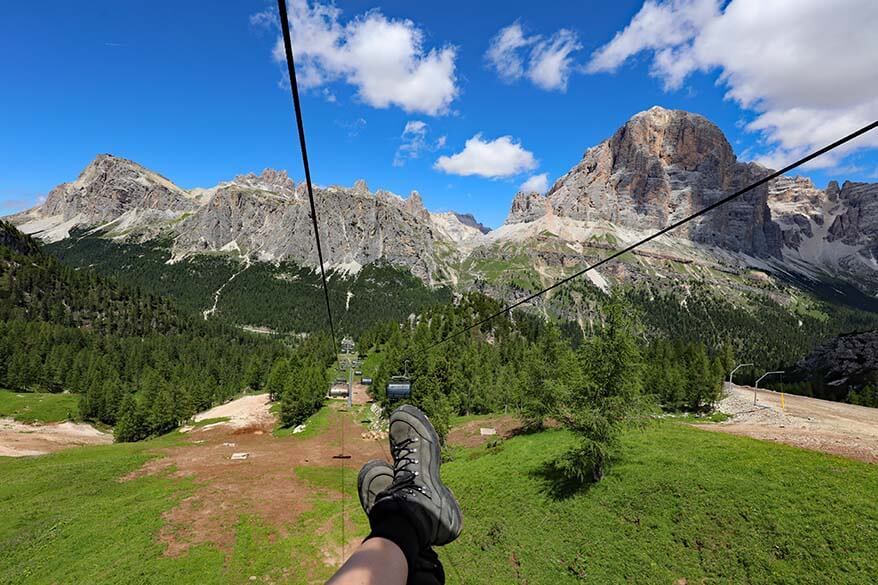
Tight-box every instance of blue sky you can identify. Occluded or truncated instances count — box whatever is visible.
[2,1,876,227]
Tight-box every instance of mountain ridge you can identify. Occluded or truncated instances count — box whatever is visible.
[7,106,878,296]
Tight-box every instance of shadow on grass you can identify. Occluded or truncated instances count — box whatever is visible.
[529,459,597,501]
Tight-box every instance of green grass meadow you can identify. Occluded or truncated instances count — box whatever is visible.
[1,416,877,584]
[0,389,80,423]
[441,424,878,584]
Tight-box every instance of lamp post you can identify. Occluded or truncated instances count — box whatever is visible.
[728,363,753,393]
[754,370,784,405]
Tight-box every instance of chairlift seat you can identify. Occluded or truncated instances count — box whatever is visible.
[386,376,411,399]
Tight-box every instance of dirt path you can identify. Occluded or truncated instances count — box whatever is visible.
[350,383,371,406]
[0,418,112,457]
[129,398,387,562]
[700,385,878,463]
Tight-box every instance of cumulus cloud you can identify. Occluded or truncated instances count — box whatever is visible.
[520,173,549,193]
[435,134,537,178]
[585,0,878,168]
[253,1,458,115]
[393,120,446,166]
[486,23,582,91]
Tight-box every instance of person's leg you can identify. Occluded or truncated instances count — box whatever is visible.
[357,460,446,585]
[326,405,461,585]
[325,537,407,585]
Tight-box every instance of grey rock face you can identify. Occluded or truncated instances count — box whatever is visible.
[174,181,450,283]
[41,154,197,224]
[230,169,297,199]
[513,106,782,257]
[769,177,878,294]
[506,192,548,224]
[450,213,490,235]
[795,329,878,388]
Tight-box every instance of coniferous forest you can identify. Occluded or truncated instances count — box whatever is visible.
[0,221,334,441]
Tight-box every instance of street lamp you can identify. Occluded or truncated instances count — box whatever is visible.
[728,363,753,392]
[753,370,784,405]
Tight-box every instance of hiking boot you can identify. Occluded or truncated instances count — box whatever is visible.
[357,459,394,514]
[358,459,447,585]
[372,404,462,547]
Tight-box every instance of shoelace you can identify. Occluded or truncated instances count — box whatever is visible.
[387,436,431,499]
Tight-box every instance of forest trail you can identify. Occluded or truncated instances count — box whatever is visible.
[202,258,250,320]
[701,384,878,463]
[0,418,112,457]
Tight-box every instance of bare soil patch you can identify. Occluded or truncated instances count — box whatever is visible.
[700,385,878,463]
[187,393,274,432]
[350,383,371,406]
[0,417,112,457]
[130,401,385,557]
[447,415,522,448]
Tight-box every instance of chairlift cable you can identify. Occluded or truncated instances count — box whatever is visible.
[275,0,346,563]
[422,120,878,354]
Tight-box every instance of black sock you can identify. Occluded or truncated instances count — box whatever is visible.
[365,500,421,572]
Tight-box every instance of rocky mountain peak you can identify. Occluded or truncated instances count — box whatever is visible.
[513,106,781,258]
[34,153,194,232]
[506,192,548,224]
[607,106,735,175]
[451,212,490,234]
[352,179,370,196]
[404,191,430,221]
[230,169,296,199]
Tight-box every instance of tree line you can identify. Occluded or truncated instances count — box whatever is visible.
[358,292,730,481]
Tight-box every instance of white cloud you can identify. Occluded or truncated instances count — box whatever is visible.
[485,23,582,91]
[435,134,538,178]
[254,1,458,115]
[585,0,878,168]
[393,120,446,166]
[585,0,719,87]
[395,120,426,165]
[520,173,549,193]
[527,30,581,91]
[485,22,536,81]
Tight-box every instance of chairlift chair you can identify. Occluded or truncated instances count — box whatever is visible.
[386,376,411,400]
[386,360,412,400]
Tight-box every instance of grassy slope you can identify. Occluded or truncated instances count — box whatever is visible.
[0,431,361,584]
[1,420,877,584]
[441,424,878,584]
[0,389,80,423]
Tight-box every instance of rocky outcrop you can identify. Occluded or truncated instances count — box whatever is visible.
[7,157,465,284]
[229,169,298,199]
[767,176,825,248]
[511,106,782,257]
[451,213,490,235]
[506,192,548,224]
[769,178,878,294]
[28,154,196,225]
[795,329,878,389]
[430,212,489,244]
